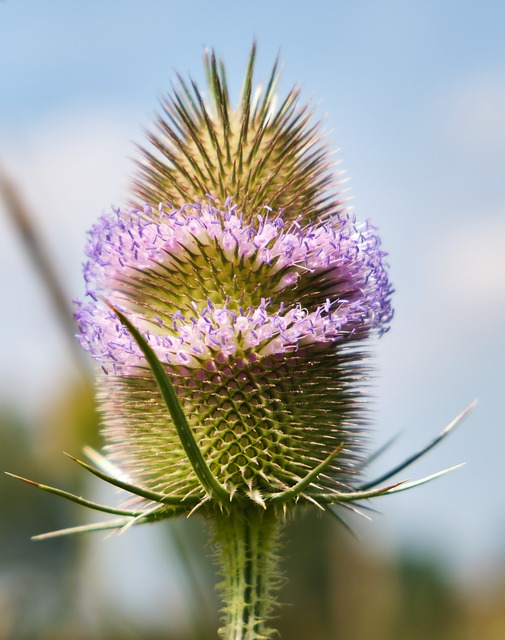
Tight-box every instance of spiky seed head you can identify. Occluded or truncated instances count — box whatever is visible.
[132,44,343,224]
[76,198,392,507]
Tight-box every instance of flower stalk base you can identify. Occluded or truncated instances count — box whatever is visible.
[213,507,281,640]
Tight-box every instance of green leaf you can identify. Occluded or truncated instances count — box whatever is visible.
[325,506,358,539]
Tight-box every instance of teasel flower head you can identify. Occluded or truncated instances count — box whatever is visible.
[9,45,471,640]
[75,197,392,508]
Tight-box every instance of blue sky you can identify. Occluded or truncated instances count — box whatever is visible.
[1,0,505,609]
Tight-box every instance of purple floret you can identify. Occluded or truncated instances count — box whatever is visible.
[75,200,392,372]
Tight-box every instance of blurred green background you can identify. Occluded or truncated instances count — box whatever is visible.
[1,1,504,638]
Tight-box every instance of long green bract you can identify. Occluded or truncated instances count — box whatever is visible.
[107,302,231,502]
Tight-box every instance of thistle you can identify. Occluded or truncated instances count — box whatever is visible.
[8,45,472,640]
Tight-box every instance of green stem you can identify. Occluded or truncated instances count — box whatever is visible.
[213,507,281,640]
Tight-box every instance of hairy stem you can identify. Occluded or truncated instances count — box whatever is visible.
[213,507,281,640]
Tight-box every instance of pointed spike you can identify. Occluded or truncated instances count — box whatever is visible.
[160,96,188,139]
[187,495,211,518]
[325,506,359,540]
[269,445,343,505]
[240,42,256,108]
[316,480,406,504]
[249,488,266,509]
[339,501,373,522]
[238,43,256,145]
[206,49,231,164]
[118,504,164,535]
[256,53,280,123]
[146,129,206,194]
[136,143,194,198]
[32,518,134,540]
[174,74,202,122]
[83,446,130,480]
[167,92,220,187]
[301,493,326,511]
[219,59,230,111]
[190,78,226,175]
[382,463,466,495]
[268,86,301,129]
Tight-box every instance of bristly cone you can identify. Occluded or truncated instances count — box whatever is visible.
[133,43,343,224]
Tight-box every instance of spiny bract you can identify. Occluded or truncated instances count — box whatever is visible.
[133,45,343,224]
